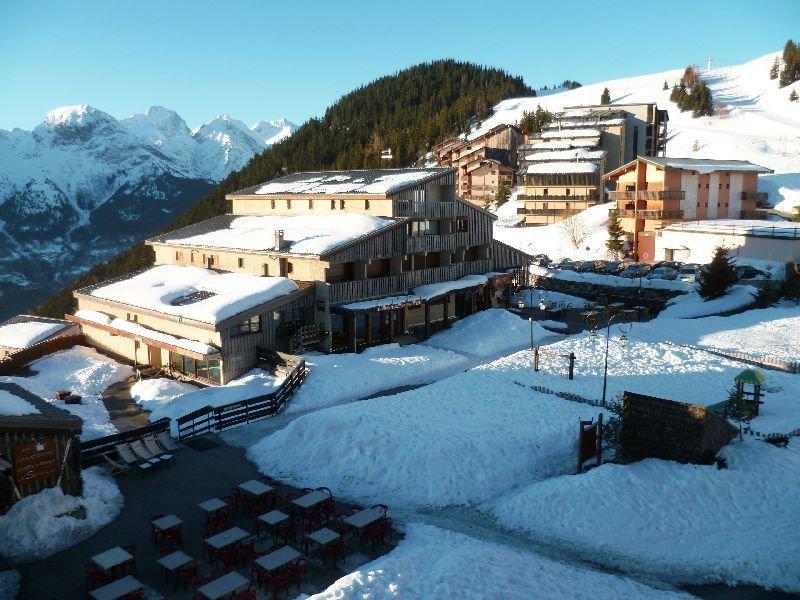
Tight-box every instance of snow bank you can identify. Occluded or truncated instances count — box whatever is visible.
[253,169,446,195]
[659,285,757,318]
[307,523,690,599]
[0,467,123,562]
[0,346,134,440]
[248,369,606,509]
[90,264,298,324]
[422,308,557,357]
[0,320,67,350]
[165,214,396,255]
[490,440,800,592]
[130,377,200,421]
[288,344,469,415]
[0,388,39,416]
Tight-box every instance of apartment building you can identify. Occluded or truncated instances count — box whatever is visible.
[69,168,530,384]
[603,157,774,260]
[433,124,525,205]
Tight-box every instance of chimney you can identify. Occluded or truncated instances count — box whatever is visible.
[274,229,284,251]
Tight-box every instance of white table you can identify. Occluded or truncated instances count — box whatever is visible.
[89,575,143,600]
[255,545,301,573]
[258,509,289,527]
[198,498,227,513]
[151,514,182,532]
[197,571,249,600]
[157,549,193,573]
[306,527,340,547]
[204,526,250,550]
[91,546,132,572]
[344,508,383,530]
[238,479,273,497]
[292,489,328,510]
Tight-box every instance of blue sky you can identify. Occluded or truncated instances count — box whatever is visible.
[2,0,798,130]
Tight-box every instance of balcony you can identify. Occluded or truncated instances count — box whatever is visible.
[405,231,477,253]
[613,209,684,220]
[609,190,685,201]
[394,200,468,219]
[517,194,599,202]
[741,191,768,202]
[516,208,584,217]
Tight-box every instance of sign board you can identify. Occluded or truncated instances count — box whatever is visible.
[642,252,650,260]
[577,415,603,473]
[12,437,59,486]
[491,273,514,285]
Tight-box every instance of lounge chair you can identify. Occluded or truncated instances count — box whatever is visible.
[156,431,179,452]
[101,452,130,476]
[129,439,155,462]
[116,443,155,475]
[143,435,175,465]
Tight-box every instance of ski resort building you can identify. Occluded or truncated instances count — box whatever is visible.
[0,315,78,361]
[432,124,525,205]
[69,168,530,384]
[604,157,774,260]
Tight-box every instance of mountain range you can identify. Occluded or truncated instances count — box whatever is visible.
[0,105,296,319]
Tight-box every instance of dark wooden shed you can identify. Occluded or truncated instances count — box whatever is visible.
[0,382,83,514]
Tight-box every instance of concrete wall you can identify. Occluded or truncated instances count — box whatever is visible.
[655,228,800,263]
[230,195,394,217]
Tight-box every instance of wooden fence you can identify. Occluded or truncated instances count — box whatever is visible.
[0,334,86,375]
[79,418,171,467]
[673,343,800,375]
[176,356,307,440]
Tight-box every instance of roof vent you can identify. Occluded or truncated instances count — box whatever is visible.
[274,229,285,251]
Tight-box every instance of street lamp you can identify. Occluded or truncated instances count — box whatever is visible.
[590,313,634,407]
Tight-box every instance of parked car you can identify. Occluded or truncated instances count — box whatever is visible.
[619,263,646,278]
[678,264,701,283]
[532,254,551,267]
[736,265,766,280]
[647,267,678,281]
[558,261,578,271]
[575,260,599,273]
[658,261,683,271]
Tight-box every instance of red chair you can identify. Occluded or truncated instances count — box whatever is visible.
[190,576,210,599]
[264,573,290,599]
[324,539,348,568]
[217,547,239,570]
[149,514,166,544]
[287,557,308,591]
[235,586,258,600]
[162,526,183,547]
[84,564,110,590]
[177,563,198,591]
[122,545,137,574]
[122,591,144,600]
[238,541,257,567]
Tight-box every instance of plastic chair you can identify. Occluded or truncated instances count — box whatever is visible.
[122,545,137,574]
[149,514,166,544]
[287,557,308,591]
[177,563,198,591]
[84,564,110,590]
[264,573,289,599]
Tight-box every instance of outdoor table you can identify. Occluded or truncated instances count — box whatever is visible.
[151,514,182,532]
[257,509,289,541]
[344,508,383,531]
[89,575,143,600]
[255,545,302,573]
[91,546,133,574]
[292,489,329,510]
[157,549,193,577]
[198,498,228,514]
[196,571,249,600]
[205,526,250,551]
[305,527,340,548]
[238,479,273,497]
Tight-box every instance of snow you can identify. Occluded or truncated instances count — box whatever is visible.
[0,388,39,416]
[288,344,470,415]
[0,571,20,600]
[646,157,773,174]
[341,275,489,311]
[530,139,598,150]
[89,264,298,324]
[524,148,606,161]
[523,162,598,175]
[135,370,281,434]
[658,285,756,318]
[164,214,396,255]
[254,169,448,195]
[489,440,800,592]
[531,263,690,291]
[0,346,134,440]
[470,51,800,212]
[0,320,68,350]
[540,128,601,139]
[0,467,123,562]
[248,368,607,509]
[307,523,691,600]
[75,309,218,355]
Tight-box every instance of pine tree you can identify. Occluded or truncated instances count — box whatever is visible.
[663,80,669,90]
[790,89,799,102]
[495,178,511,206]
[769,57,780,80]
[698,246,739,300]
[782,262,800,304]
[518,105,553,134]
[605,210,625,255]
[725,386,752,441]
[600,87,611,105]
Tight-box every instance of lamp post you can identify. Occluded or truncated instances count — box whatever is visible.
[590,312,633,407]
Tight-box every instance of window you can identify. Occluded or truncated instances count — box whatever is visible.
[287,262,294,273]
[330,199,336,210]
[719,183,723,189]
[340,199,346,210]
[364,199,370,210]
[287,199,292,209]
[271,199,276,209]
[726,183,730,189]
[717,202,721,207]
[238,257,244,268]
[308,199,313,209]
[453,218,468,232]
[706,183,709,189]
[543,188,549,196]
[565,188,571,196]
[698,183,702,189]
[228,315,261,337]
[126,313,138,323]
[190,252,195,263]
[169,352,221,384]
[183,355,195,376]
[263,264,269,276]
[175,251,183,261]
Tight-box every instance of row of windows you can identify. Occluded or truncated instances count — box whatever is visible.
[169,352,222,383]
[695,202,729,208]
[228,315,261,338]
[406,219,469,237]
[175,253,293,276]
[268,198,371,211]
[698,182,731,190]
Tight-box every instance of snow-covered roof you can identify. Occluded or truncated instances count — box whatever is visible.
[524,149,606,162]
[341,275,490,311]
[540,129,602,139]
[0,387,40,416]
[662,220,800,237]
[527,139,599,151]
[523,162,598,175]
[644,157,773,174]
[231,168,454,196]
[545,118,625,129]
[86,265,299,325]
[158,214,397,256]
[0,318,69,350]
[74,310,218,356]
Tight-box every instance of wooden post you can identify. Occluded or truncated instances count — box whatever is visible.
[568,352,575,380]
[365,312,372,346]
[753,384,761,416]
[424,301,431,339]
[470,291,476,315]
[534,347,539,372]
[350,314,357,354]
[443,294,451,328]
[596,413,603,467]
[388,310,395,342]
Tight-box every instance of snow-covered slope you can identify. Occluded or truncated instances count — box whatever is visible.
[0,105,297,319]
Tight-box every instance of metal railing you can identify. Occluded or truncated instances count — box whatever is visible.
[517,208,584,216]
[518,194,598,202]
[742,191,768,201]
[613,209,684,219]
[664,221,800,239]
[80,418,171,467]
[609,190,685,201]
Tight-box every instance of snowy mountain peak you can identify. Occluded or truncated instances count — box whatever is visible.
[250,117,297,146]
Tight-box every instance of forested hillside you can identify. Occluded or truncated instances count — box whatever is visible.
[35,60,533,318]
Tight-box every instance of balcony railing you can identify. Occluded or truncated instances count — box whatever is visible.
[609,190,685,201]
[613,209,684,220]
[394,200,468,219]
[517,194,599,202]
[406,231,479,253]
[741,191,768,202]
[516,208,584,216]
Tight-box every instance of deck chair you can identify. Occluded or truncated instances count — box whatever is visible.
[130,439,166,470]
[116,443,155,475]
[102,452,130,476]
[156,431,179,452]
[143,435,175,466]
